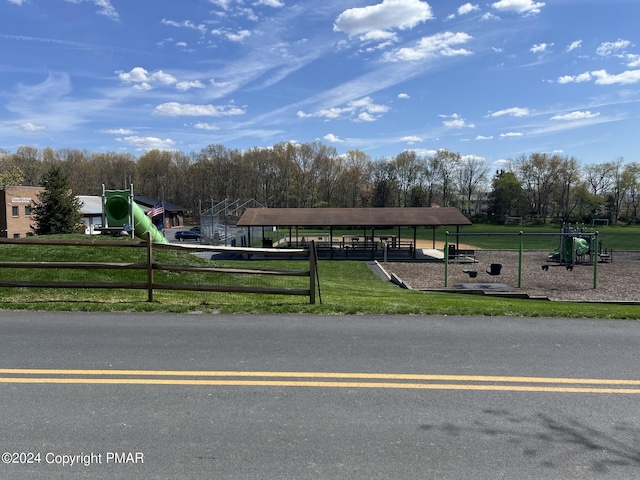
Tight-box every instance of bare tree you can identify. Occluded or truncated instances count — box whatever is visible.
[455,155,490,215]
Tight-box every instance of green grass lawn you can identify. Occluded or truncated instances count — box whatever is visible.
[0,233,638,319]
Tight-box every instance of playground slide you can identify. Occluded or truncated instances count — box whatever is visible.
[104,194,168,244]
[547,237,589,262]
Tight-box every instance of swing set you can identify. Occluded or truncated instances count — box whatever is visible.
[443,230,600,289]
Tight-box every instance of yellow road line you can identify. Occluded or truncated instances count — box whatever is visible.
[0,368,639,386]
[0,369,639,393]
[0,377,639,393]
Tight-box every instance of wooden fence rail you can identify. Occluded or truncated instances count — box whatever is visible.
[0,233,318,304]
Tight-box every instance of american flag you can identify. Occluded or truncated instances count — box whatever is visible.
[146,201,164,218]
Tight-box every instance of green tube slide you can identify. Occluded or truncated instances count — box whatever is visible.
[549,237,590,262]
[104,192,168,244]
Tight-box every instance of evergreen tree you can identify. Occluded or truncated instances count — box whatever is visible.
[32,165,83,235]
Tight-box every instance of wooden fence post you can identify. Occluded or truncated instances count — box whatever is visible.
[309,240,316,304]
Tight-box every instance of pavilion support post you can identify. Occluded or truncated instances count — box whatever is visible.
[413,227,417,259]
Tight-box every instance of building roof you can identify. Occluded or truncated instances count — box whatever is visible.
[237,207,471,228]
[132,195,185,212]
[78,195,103,215]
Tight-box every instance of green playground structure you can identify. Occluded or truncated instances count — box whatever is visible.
[547,223,592,264]
[548,236,590,263]
[103,188,168,244]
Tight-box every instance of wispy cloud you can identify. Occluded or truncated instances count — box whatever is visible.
[116,136,176,151]
[297,96,390,122]
[64,0,120,21]
[383,31,473,62]
[566,40,582,52]
[551,110,600,121]
[154,102,246,117]
[440,113,474,129]
[486,107,530,118]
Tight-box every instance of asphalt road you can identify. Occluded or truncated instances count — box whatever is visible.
[1,312,639,479]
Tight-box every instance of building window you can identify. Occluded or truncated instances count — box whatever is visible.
[13,233,20,239]
[25,205,32,216]
[12,206,19,217]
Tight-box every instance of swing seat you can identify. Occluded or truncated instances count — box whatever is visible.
[486,263,502,275]
[463,269,478,278]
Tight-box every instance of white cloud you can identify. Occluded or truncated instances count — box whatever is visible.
[486,107,530,118]
[596,39,632,57]
[500,131,523,137]
[333,0,434,39]
[227,29,251,42]
[457,3,480,15]
[102,128,136,135]
[64,0,119,20]
[151,70,178,85]
[557,69,640,85]
[19,122,46,132]
[254,0,285,7]
[297,96,389,122]
[116,67,177,88]
[566,40,582,52]
[210,0,232,10]
[117,136,176,151]
[475,135,493,140]
[398,93,410,99]
[161,19,207,35]
[400,135,422,144]
[530,42,552,54]
[154,102,246,116]
[628,55,640,68]
[324,133,344,143]
[491,0,545,15]
[591,69,640,85]
[384,31,473,62]
[193,122,219,130]
[211,28,252,42]
[441,113,474,128]
[551,111,600,121]
[481,12,499,20]
[557,72,591,84]
[7,0,26,5]
[176,80,205,91]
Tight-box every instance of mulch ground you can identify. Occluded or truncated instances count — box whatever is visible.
[382,250,640,303]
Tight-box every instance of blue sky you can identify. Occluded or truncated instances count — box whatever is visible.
[1,0,638,169]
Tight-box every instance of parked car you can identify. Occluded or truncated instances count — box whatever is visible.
[175,230,201,241]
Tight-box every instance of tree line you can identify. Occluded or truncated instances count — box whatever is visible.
[1,143,638,224]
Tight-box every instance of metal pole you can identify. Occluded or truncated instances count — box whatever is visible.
[594,231,598,289]
[444,231,449,287]
[518,231,523,288]
[129,183,135,239]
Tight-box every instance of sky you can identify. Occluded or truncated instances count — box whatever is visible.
[0,0,639,169]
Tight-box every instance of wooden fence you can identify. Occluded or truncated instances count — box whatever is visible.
[0,233,318,304]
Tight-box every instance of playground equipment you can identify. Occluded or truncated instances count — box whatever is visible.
[444,230,600,290]
[544,223,594,270]
[102,186,168,244]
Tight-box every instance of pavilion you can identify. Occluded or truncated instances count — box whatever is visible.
[236,207,472,260]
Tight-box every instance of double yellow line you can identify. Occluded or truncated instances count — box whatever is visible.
[1,369,639,394]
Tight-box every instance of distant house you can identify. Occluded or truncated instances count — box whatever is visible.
[78,195,104,234]
[1,188,186,237]
[0,186,42,238]
[132,195,185,228]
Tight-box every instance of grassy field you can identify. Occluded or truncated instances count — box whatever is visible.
[0,230,638,319]
[329,224,640,250]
